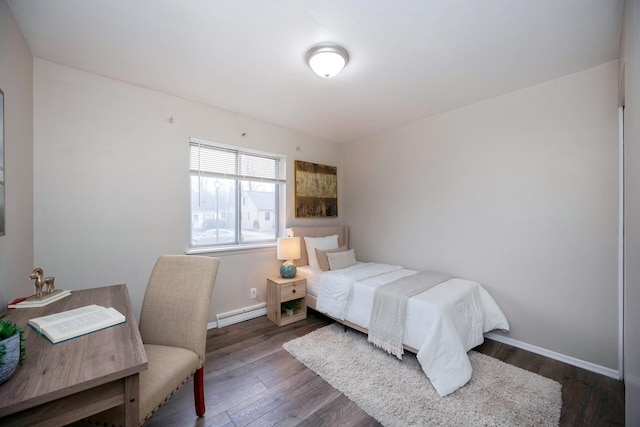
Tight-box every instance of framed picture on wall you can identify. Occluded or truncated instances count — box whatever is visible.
[294,160,338,218]
[0,89,4,236]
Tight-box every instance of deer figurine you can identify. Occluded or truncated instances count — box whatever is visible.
[29,268,55,298]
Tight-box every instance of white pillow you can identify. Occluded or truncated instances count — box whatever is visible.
[327,249,357,270]
[315,245,348,271]
[304,235,339,269]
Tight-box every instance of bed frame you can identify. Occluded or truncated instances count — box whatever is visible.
[287,225,419,353]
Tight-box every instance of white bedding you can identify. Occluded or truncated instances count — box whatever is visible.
[300,262,510,396]
[297,265,322,296]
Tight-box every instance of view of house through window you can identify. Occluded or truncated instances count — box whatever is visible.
[190,138,285,248]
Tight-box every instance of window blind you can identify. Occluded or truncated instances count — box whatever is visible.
[190,139,285,184]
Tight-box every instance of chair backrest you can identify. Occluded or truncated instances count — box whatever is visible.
[138,255,220,365]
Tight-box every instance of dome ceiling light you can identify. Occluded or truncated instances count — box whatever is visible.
[305,43,349,78]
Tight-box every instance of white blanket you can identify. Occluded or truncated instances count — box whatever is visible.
[316,262,403,318]
[314,262,510,396]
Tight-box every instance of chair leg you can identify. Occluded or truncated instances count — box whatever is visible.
[194,367,206,416]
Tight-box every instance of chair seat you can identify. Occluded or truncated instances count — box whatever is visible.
[89,344,200,426]
[139,344,201,423]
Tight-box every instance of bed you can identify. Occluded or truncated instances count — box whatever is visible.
[288,226,510,396]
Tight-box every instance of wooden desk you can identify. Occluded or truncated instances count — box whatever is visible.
[0,284,148,426]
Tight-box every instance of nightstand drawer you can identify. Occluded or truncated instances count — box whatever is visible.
[280,281,306,301]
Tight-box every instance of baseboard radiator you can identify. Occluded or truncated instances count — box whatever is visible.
[212,302,267,328]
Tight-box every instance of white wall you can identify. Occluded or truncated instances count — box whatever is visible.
[0,0,34,309]
[342,62,619,369]
[621,0,640,424]
[33,59,341,320]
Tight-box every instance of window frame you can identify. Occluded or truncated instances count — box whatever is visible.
[188,137,286,252]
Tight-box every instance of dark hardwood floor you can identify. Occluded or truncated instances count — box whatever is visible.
[80,309,625,426]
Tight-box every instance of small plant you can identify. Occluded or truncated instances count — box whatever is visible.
[282,299,301,313]
[0,317,25,366]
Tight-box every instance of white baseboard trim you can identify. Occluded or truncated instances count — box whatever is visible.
[208,302,267,329]
[484,332,621,380]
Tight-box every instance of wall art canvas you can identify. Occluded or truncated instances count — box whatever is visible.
[295,160,338,218]
[0,89,4,236]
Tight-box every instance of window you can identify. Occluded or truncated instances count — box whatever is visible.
[190,138,285,248]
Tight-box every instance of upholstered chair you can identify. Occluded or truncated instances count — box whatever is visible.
[90,255,220,426]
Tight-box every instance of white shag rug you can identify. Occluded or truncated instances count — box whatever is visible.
[283,323,561,427]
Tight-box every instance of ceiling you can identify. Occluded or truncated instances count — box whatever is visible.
[7,0,624,143]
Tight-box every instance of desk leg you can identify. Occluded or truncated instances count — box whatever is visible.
[124,373,140,427]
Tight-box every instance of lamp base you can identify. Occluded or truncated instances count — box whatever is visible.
[280,260,297,278]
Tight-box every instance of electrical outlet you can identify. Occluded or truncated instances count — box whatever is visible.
[250,288,257,299]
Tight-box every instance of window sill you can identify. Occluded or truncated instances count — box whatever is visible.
[186,242,276,256]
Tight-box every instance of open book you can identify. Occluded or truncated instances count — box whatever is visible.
[28,304,126,344]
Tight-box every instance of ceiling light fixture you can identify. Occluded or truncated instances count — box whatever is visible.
[305,43,349,78]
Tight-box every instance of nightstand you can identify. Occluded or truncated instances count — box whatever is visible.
[267,275,307,326]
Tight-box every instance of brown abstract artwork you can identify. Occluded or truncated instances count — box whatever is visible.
[295,160,337,218]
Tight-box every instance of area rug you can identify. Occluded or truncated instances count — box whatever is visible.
[283,323,561,426]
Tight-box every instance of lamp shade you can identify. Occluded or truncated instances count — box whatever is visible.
[306,44,349,78]
[277,237,301,261]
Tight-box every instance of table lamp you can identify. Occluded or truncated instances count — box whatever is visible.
[277,237,301,278]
